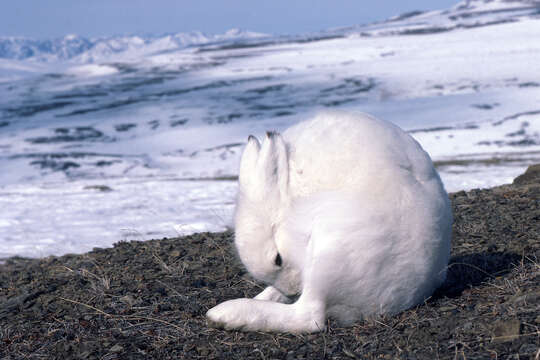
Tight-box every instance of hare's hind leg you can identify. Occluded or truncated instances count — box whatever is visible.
[206,294,326,332]
[255,286,293,304]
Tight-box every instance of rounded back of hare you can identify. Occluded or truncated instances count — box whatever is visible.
[207,111,452,333]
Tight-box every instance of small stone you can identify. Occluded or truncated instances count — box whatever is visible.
[120,295,134,306]
[110,344,124,353]
[492,319,521,343]
[439,305,457,312]
[519,343,538,355]
[197,347,209,356]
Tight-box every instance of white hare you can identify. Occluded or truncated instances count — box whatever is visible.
[206,111,452,333]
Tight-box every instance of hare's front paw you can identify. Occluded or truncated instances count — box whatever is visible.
[254,286,293,303]
[206,299,252,330]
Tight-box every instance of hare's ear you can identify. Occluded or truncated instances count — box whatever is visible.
[239,135,261,188]
[257,131,289,200]
[238,131,289,202]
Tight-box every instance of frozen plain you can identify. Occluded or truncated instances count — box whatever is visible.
[0,0,539,258]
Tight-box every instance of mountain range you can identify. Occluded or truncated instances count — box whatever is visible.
[0,29,268,63]
[1,0,539,63]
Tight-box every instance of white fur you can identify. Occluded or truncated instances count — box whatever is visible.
[206,111,452,332]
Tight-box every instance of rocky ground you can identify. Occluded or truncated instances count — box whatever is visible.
[1,165,539,359]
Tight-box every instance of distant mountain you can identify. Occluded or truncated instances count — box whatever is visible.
[0,29,268,63]
[0,35,93,61]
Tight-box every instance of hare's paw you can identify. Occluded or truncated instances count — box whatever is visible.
[207,296,327,332]
[206,299,253,330]
[254,286,293,303]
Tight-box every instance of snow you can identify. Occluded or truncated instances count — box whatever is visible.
[0,178,236,259]
[0,58,48,82]
[65,64,119,77]
[452,0,537,11]
[1,0,539,258]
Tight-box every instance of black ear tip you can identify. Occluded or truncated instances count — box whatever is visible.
[266,131,278,138]
[248,135,256,142]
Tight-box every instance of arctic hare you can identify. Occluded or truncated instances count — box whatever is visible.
[206,111,452,333]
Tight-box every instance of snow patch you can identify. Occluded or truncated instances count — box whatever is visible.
[66,64,119,77]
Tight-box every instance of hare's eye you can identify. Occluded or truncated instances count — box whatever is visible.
[274,253,282,267]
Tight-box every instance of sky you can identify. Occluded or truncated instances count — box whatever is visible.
[0,1,460,39]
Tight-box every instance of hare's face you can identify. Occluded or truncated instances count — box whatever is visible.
[234,201,279,284]
[234,205,302,297]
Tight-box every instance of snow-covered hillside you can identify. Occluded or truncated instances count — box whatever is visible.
[338,0,540,35]
[1,0,539,258]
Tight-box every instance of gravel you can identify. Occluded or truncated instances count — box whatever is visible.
[1,165,539,359]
